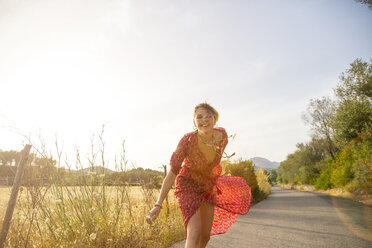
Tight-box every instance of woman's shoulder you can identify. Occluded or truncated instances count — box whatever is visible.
[214,127,228,146]
[214,126,226,132]
[181,131,197,142]
[214,127,227,137]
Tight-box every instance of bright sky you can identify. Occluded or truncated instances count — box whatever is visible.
[0,0,371,171]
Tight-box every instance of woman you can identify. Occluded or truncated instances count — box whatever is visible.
[146,103,251,248]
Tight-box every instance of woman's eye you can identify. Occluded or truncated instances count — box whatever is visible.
[196,115,213,119]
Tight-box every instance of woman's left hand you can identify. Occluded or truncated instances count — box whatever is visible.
[146,206,161,224]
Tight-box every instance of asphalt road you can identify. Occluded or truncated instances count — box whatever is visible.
[170,185,372,248]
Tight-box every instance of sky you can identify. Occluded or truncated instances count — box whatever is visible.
[0,0,371,171]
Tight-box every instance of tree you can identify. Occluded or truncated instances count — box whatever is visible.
[278,138,329,185]
[354,0,372,10]
[0,150,21,166]
[302,96,337,159]
[267,169,278,185]
[330,59,372,147]
[335,58,372,102]
[256,168,271,196]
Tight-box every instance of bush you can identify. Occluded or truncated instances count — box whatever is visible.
[256,169,271,199]
[331,163,353,188]
[316,162,332,190]
[330,130,372,193]
[351,136,372,194]
[315,130,372,194]
[222,159,260,200]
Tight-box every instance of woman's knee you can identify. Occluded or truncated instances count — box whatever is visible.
[186,229,202,245]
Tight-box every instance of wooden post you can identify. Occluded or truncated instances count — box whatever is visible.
[0,145,31,248]
[162,164,170,215]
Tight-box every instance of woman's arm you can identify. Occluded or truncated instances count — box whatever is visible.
[146,133,189,224]
[146,170,176,224]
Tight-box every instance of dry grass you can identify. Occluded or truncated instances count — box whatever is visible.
[0,127,185,247]
[0,187,11,211]
[280,184,372,206]
[0,185,184,248]
[319,188,372,206]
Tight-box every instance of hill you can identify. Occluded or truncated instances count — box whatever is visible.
[249,157,280,171]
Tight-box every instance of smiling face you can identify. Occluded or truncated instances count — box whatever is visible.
[194,107,216,134]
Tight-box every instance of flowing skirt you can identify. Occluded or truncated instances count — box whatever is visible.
[175,175,252,235]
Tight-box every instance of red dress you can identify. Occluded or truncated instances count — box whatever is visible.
[170,127,252,235]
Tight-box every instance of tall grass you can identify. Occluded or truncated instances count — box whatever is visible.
[0,127,185,247]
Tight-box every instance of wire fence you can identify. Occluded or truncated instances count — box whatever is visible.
[0,177,14,186]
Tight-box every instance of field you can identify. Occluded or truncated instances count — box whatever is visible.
[0,187,10,211]
[0,185,185,248]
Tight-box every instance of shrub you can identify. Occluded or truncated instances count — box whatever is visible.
[316,162,332,190]
[222,159,260,200]
[330,130,372,193]
[256,169,271,199]
[350,136,372,194]
[331,163,354,188]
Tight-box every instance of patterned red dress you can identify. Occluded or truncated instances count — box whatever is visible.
[170,127,252,235]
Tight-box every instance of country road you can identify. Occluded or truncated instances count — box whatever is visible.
[170,186,372,248]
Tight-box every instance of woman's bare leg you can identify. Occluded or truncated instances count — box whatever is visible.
[199,202,214,248]
[185,208,202,248]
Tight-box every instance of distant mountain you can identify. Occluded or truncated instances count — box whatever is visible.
[80,166,115,174]
[249,157,280,171]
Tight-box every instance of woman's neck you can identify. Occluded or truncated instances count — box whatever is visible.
[198,130,214,141]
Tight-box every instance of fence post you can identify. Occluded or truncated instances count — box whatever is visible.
[162,164,170,215]
[0,144,31,248]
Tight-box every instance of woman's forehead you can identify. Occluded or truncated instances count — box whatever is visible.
[195,107,212,115]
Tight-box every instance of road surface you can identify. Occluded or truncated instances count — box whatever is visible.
[170,185,372,248]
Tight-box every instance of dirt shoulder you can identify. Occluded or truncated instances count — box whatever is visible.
[280,184,372,206]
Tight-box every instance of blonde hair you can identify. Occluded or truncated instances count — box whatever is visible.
[193,102,219,122]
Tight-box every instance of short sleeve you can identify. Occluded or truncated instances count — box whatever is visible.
[170,134,190,175]
[217,127,228,151]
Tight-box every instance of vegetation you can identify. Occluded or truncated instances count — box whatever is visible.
[0,151,163,188]
[256,169,271,198]
[278,58,372,196]
[0,129,185,248]
[354,0,372,10]
[222,159,272,202]
[267,169,278,185]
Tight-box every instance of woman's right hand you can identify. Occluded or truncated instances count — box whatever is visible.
[146,206,161,224]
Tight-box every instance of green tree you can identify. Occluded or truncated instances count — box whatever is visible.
[330,59,372,148]
[278,138,328,185]
[267,169,278,185]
